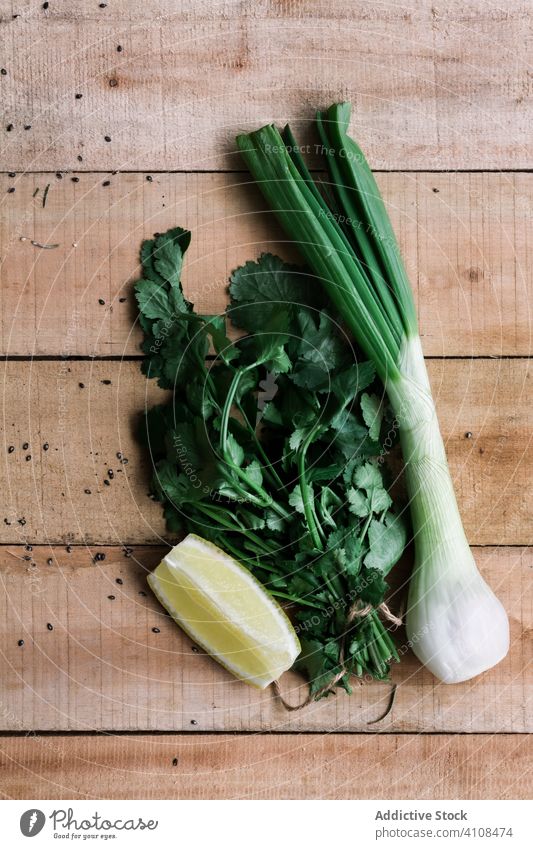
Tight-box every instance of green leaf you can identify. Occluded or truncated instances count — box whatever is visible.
[357,568,388,606]
[361,392,384,441]
[351,462,392,515]
[354,462,382,490]
[329,412,369,459]
[364,513,406,576]
[265,509,286,532]
[226,432,244,467]
[135,279,173,321]
[244,459,263,488]
[206,315,239,364]
[288,485,310,514]
[229,253,325,333]
[153,460,191,505]
[153,227,191,288]
[289,427,308,451]
[348,488,370,518]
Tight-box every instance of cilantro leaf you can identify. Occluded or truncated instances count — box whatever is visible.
[360,392,384,441]
[228,253,325,332]
[364,513,407,576]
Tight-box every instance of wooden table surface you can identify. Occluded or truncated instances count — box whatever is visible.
[0,0,531,800]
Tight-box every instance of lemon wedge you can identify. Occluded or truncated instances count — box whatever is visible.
[147,534,301,688]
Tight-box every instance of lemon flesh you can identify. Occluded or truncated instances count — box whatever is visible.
[147,534,301,688]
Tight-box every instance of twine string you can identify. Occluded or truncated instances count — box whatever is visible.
[272,601,402,711]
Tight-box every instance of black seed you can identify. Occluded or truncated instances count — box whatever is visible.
[78,382,85,388]
[432,187,440,193]
[84,488,91,495]
[8,446,14,453]
[47,558,53,565]
[42,1,49,8]
[107,594,115,600]
[99,2,107,7]
[71,176,79,183]
[66,545,72,553]
[98,298,105,305]
[465,431,473,439]
[102,180,110,186]
[103,479,110,486]
[25,544,32,551]
[116,452,122,459]
[172,757,178,766]
[121,457,128,465]
[109,79,118,87]
[101,379,111,385]
[77,154,83,162]
[94,552,106,562]
[190,719,198,726]
[56,171,63,179]
[146,175,153,182]
[75,93,82,99]
[7,187,15,193]
[138,590,146,596]
[22,442,29,450]
[18,639,24,647]
[107,469,114,479]
[152,627,160,633]
[23,555,31,561]
[24,125,31,130]
[104,135,111,142]
[117,45,123,52]
[1,69,7,76]
[18,518,26,526]
[115,577,123,585]
[25,454,31,461]
[6,124,13,132]
[8,172,15,178]
[43,442,49,451]
[191,645,199,653]
[47,623,53,631]
[119,297,126,303]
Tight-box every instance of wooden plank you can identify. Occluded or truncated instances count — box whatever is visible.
[0,358,531,546]
[0,545,530,732]
[1,172,532,357]
[0,2,531,171]
[0,733,530,799]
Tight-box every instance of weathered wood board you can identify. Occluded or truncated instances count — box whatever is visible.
[0,544,530,732]
[0,2,531,171]
[0,172,532,356]
[0,733,530,799]
[0,359,531,546]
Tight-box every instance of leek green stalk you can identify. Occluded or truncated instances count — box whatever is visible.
[236,103,509,683]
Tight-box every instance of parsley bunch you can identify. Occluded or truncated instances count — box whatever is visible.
[136,228,406,697]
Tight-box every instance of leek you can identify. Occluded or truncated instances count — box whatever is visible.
[236,102,509,684]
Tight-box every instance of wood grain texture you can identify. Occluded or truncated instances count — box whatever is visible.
[0,358,531,546]
[0,1,531,171]
[0,733,530,799]
[1,172,532,357]
[0,545,530,732]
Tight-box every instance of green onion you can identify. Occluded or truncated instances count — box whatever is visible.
[236,102,509,684]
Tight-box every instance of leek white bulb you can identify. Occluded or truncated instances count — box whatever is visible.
[406,553,509,683]
[387,336,510,683]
